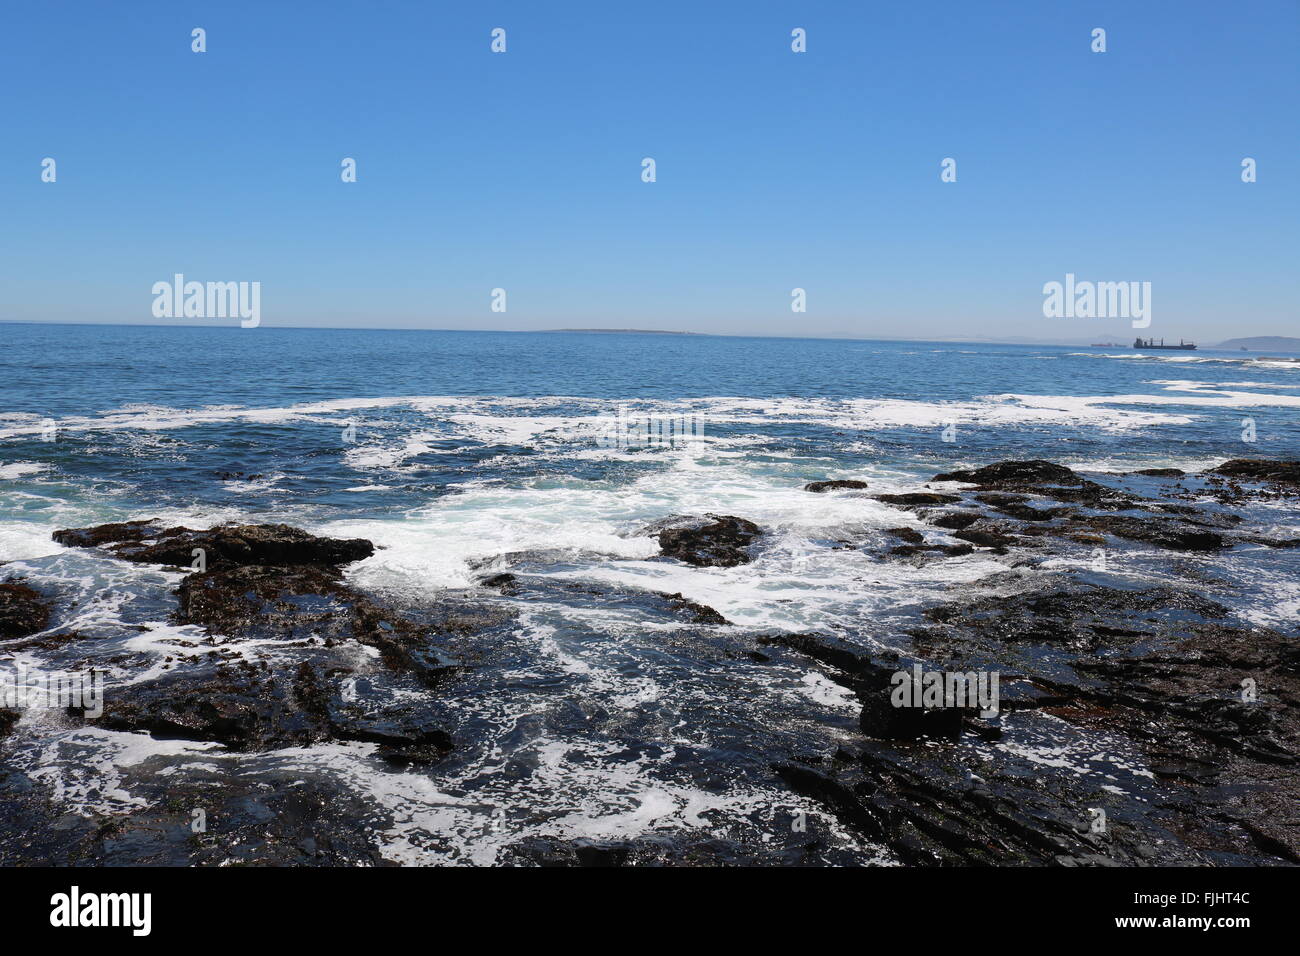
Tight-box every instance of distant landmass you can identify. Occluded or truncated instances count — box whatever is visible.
[543,328,700,335]
[1217,336,1300,351]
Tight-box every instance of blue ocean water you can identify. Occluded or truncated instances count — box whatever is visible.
[3,323,1298,526]
[2,322,1298,864]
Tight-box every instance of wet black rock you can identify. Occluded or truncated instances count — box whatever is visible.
[645,514,763,567]
[501,835,760,867]
[1038,622,1300,860]
[53,521,374,570]
[176,565,457,685]
[96,662,331,750]
[928,511,981,530]
[763,463,1300,863]
[872,493,961,506]
[972,492,1027,506]
[0,771,391,865]
[1080,515,1226,551]
[952,528,1019,550]
[974,493,1071,522]
[758,633,981,742]
[337,722,453,766]
[768,464,1300,864]
[479,572,519,594]
[421,601,514,636]
[1133,468,1185,477]
[805,479,869,493]
[857,690,966,741]
[774,750,1164,866]
[904,466,1249,551]
[777,574,1296,864]
[1244,535,1300,548]
[0,577,51,639]
[1028,481,1143,510]
[50,518,162,549]
[21,461,1300,867]
[927,461,1148,511]
[932,460,1081,486]
[757,632,898,686]
[1208,459,1300,489]
[920,583,1227,648]
[94,656,454,762]
[657,592,731,625]
[887,543,976,560]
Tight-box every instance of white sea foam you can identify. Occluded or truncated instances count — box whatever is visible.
[0,389,1204,445]
[317,457,1011,637]
[12,726,223,816]
[0,462,50,480]
[0,522,67,562]
[1069,351,1300,372]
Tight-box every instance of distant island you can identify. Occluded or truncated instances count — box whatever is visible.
[1217,336,1300,351]
[542,328,701,335]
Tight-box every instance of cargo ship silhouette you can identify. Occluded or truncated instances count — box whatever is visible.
[1133,337,1196,350]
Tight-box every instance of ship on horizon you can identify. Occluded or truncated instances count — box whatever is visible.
[1133,337,1197,351]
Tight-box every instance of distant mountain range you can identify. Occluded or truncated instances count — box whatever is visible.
[535,329,1300,349]
[1216,336,1300,351]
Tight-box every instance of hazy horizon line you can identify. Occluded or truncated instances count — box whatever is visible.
[4,318,1294,350]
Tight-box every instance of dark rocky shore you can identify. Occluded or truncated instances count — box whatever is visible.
[769,459,1299,865]
[1,459,1297,865]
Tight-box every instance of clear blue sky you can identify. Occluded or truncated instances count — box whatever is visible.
[3,0,1296,341]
